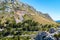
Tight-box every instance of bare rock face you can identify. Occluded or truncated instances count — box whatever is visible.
[35,32,48,40]
[0,0,19,12]
[49,28,56,33]
[15,10,26,23]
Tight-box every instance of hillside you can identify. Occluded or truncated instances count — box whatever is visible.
[0,0,59,40]
[0,0,58,25]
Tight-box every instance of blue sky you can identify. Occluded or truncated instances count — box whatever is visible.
[20,0,60,21]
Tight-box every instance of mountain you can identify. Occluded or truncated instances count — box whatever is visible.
[0,0,58,25]
[56,20,60,22]
[56,20,60,24]
[43,14,53,21]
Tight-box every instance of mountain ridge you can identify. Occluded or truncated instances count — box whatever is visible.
[0,0,58,25]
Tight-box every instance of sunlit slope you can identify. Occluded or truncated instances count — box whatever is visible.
[0,0,58,25]
[23,6,57,25]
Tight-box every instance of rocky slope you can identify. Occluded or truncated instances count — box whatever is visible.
[0,0,58,25]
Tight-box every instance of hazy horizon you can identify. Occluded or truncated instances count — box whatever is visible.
[20,0,60,21]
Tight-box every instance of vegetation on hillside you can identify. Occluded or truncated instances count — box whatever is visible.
[0,0,59,40]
